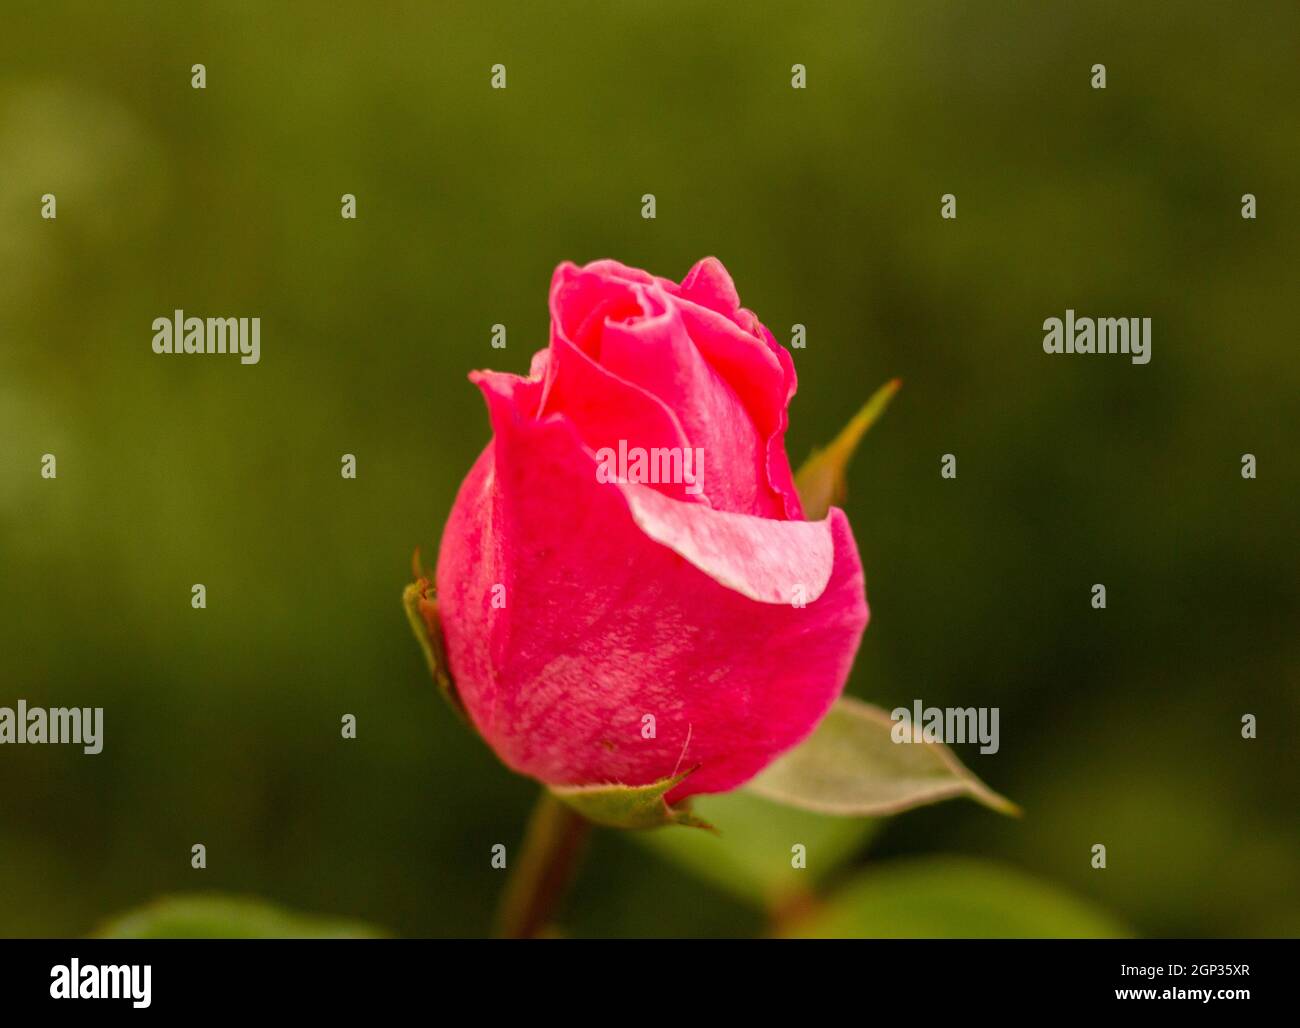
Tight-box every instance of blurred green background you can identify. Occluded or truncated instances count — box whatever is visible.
[2,1,1297,938]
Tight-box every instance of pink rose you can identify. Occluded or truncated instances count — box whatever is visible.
[435,257,869,802]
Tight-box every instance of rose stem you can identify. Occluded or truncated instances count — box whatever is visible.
[493,790,592,939]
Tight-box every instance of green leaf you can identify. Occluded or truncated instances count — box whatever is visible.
[779,856,1131,938]
[795,378,900,520]
[746,696,1019,817]
[637,789,878,908]
[92,894,389,939]
[551,770,713,830]
[403,577,464,718]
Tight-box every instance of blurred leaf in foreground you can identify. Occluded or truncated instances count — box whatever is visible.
[92,894,389,939]
[637,789,878,909]
[780,856,1131,938]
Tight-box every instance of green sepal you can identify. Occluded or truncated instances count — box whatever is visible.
[550,769,715,831]
[403,574,465,720]
[795,378,900,520]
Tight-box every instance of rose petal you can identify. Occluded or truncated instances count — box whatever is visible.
[597,286,787,518]
[677,256,742,320]
[436,382,869,801]
[619,480,832,603]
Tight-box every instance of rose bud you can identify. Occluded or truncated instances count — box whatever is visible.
[433,257,869,805]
